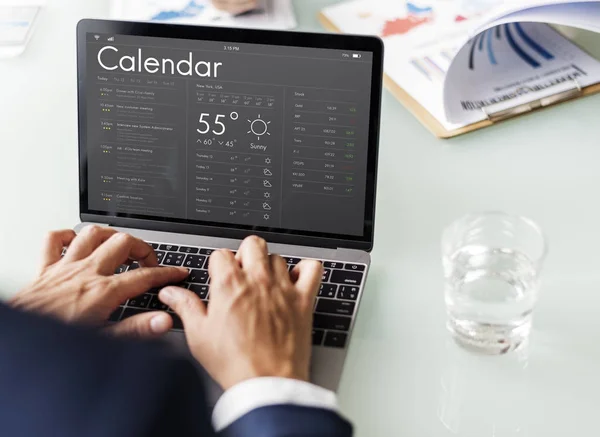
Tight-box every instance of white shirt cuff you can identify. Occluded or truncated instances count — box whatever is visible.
[212,377,338,431]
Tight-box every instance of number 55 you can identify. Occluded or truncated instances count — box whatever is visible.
[197,113,226,136]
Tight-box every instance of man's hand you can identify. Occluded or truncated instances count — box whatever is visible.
[9,227,189,338]
[212,0,258,15]
[159,236,323,390]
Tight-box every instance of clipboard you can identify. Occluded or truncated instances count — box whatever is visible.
[319,12,600,139]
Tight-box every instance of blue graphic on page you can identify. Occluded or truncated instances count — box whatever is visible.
[406,2,433,15]
[469,23,554,70]
[151,0,205,21]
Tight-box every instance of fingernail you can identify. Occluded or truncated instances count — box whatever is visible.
[150,313,171,334]
[159,287,177,304]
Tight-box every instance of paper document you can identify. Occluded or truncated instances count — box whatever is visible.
[322,0,600,132]
[110,0,296,30]
[444,22,600,124]
[0,0,45,58]
[0,6,39,44]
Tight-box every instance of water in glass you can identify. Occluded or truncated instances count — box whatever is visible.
[444,245,540,354]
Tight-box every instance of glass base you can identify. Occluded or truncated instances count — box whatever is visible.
[447,317,531,355]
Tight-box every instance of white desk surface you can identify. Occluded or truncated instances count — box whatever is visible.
[1,1,600,435]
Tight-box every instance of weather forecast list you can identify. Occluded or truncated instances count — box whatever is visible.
[86,33,373,236]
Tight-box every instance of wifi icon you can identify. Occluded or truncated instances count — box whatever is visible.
[94,35,100,41]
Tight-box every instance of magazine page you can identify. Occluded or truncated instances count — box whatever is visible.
[322,0,600,132]
[321,0,504,132]
[443,20,600,125]
[110,0,297,30]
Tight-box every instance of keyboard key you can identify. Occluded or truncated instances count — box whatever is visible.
[148,243,159,249]
[154,251,165,264]
[115,265,128,274]
[163,253,185,266]
[129,262,140,271]
[312,329,325,346]
[322,269,331,282]
[330,270,363,286]
[324,332,348,348]
[284,257,301,265]
[188,269,209,284]
[127,293,152,309]
[337,286,359,301]
[108,307,124,322]
[344,263,366,272]
[172,281,189,289]
[179,246,199,254]
[121,307,151,320]
[159,244,179,252]
[318,284,337,298]
[323,261,344,269]
[313,314,351,332]
[199,248,215,255]
[170,314,184,330]
[189,284,209,299]
[316,299,355,316]
[148,287,162,294]
[148,295,169,311]
[184,255,206,269]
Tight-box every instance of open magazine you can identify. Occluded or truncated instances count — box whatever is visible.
[321,0,600,137]
[110,0,296,30]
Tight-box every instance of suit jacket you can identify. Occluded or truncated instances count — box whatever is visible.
[0,303,352,437]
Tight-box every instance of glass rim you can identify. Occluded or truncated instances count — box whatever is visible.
[442,211,548,263]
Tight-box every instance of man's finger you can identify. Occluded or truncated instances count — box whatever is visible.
[63,225,117,262]
[40,230,77,269]
[159,286,207,329]
[291,260,323,301]
[270,255,292,288]
[106,311,172,338]
[91,232,157,275]
[110,266,189,304]
[236,236,270,283]
[213,0,256,14]
[208,249,243,293]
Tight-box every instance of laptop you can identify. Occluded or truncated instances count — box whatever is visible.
[75,19,383,398]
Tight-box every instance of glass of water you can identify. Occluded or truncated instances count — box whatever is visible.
[442,212,547,354]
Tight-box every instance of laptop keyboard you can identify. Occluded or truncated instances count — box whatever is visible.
[109,242,366,349]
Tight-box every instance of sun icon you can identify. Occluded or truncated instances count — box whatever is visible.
[247,114,271,141]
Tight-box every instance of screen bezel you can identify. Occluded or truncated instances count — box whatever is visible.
[77,19,383,251]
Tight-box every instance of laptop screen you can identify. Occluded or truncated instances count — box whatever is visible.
[82,29,378,240]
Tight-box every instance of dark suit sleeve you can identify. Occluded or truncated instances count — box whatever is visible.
[221,405,353,437]
[0,303,353,437]
[0,303,213,437]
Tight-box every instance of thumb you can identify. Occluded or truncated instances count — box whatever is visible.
[159,286,207,329]
[106,311,172,338]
